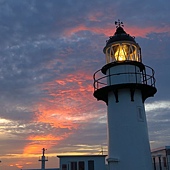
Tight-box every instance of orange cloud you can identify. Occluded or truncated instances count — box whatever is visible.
[28,134,64,141]
[9,163,23,169]
[8,160,34,170]
[15,163,23,169]
[36,106,78,129]
[64,24,170,38]
[23,71,98,156]
[35,71,97,131]
[26,162,33,165]
[23,133,73,155]
[23,143,46,155]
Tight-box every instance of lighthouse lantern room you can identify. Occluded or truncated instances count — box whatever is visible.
[93,20,157,170]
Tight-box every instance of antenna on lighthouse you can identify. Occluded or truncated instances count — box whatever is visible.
[39,148,48,170]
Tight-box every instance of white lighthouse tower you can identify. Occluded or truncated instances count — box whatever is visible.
[93,20,157,170]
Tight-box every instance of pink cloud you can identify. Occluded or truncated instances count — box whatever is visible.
[20,70,100,164]
[125,25,170,37]
[23,71,100,152]
[64,24,170,38]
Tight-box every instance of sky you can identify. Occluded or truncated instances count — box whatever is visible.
[0,0,169,169]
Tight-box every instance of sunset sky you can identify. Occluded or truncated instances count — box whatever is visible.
[0,0,170,169]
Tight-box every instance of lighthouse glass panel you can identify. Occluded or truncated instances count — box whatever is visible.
[105,42,141,63]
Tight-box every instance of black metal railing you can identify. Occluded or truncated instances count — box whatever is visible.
[93,65,156,91]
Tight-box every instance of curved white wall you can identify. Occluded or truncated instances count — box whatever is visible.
[106,64,152,170]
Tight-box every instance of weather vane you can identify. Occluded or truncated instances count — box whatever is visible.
[115,19,124,28]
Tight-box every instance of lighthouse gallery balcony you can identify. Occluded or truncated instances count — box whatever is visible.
[93,61,157,103]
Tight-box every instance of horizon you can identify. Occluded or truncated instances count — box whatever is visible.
[0,0,170,169]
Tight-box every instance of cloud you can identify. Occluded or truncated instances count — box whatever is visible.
[146,100,170,112]
[64,24,170,38]
[0,0,169,169]
[145,100,170,149]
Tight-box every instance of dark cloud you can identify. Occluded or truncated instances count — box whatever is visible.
[0,0,169,169]
[147,108,170,149]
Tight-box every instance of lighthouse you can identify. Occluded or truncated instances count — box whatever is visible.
[93,20,157,170]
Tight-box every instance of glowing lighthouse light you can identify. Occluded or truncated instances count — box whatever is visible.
[93,20,157,170]
[115,44,126,61]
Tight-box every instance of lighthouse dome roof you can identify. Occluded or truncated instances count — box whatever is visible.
[104,26,136,52]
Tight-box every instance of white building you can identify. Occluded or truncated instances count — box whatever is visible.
[57,155,107,170]
[151,146,170,170]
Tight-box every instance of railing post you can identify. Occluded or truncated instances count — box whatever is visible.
[135,66,137,83]
[109,68,111,86]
